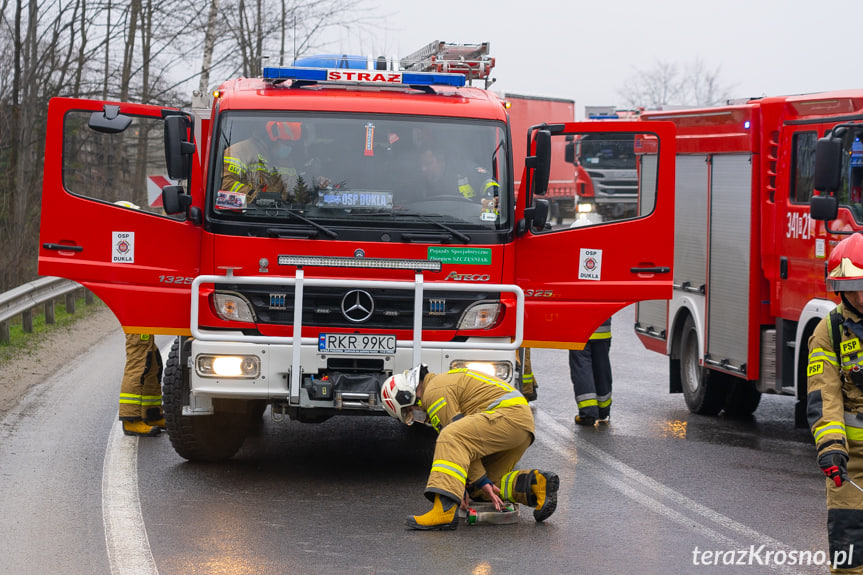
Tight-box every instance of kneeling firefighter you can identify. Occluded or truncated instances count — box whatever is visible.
[807,233,863,573]
[381,365,559,530]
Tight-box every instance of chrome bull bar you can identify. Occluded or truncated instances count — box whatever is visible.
[190,268,524,404]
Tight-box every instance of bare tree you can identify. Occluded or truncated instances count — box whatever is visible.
[618,58,735,109]
[0,0,380,291]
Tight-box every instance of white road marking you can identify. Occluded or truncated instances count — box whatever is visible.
[101,341,172,575]
[535,409,809,575]
[102,420,159,575]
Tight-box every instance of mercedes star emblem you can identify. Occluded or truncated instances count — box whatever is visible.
[341,289,374,323]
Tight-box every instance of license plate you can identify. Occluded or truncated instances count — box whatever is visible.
[318,333,397,354]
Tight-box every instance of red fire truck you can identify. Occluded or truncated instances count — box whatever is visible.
[504,93,577,224]
[567,107,641,225]
[634,91,863,425]
[39,41,676,460]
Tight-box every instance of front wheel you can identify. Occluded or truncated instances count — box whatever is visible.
[680,316,727,415]
[163,338,251,462]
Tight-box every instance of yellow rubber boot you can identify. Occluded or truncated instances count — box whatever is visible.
[123,420,160,437]
[500,470,560,522]
[531,470,559,522]
[146,417,167,429]
[405,495,459,531]
[145,409,166,429]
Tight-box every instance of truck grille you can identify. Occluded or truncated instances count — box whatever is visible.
[217,284,498,330]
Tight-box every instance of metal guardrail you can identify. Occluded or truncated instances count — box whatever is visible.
[0,277,94,343]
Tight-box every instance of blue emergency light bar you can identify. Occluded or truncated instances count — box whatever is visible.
[262,66,466,87]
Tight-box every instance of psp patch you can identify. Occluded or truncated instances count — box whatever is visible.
[841,338,861,355]
[807,362,824,377]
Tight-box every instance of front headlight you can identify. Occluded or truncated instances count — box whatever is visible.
[196,354,261,378]
[577,202,593,213]
[213,291,255,322]
[457,302,502,330]
[449,360,513,381]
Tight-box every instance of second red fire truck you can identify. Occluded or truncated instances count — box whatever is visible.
[38,41,677,460]
[634,91,863,425]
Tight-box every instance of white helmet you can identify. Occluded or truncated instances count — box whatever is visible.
[380,365,423,424]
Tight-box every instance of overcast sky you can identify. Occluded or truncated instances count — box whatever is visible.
[321,0,861,119]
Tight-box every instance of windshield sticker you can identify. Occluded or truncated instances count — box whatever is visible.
[578,248,602,281]
[364,123,375,157]
[215,190,248,210]
[316,190,393,209]
[112,232,135,263]
[428,247,492,265]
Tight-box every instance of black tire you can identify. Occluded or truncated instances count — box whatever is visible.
[163,338,250,462]
[723,379,761,417]
[680,315,727,415]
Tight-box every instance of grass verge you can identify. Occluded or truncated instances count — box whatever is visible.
[0,295,105,367]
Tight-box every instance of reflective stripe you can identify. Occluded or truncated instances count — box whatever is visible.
[223,156,247,170]
[500,471,518,501]
[120,392,160,406]
[485,390,527,413]
[141,395,162,406]
[844,413,863,441]
[461,370,515,393]
[814,421,847,443]
[427,398,446,419]
[229,181,247,193]
[589,323,612,340]
[809,347,839,366]
[597,394,612,409]
[575,393,597,411]
[431,460,467,484]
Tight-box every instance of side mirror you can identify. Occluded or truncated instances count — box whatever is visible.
[162,185,191,215]
[564,141,575,164]
[527,129,551,196]
[814,137,843,193]
[810,194,839,221]
[88,105,132,134]
[523,198,550,232]
[164,115,195,180]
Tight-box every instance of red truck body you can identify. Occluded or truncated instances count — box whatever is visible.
[634,91,863,424]
[37,43,678,459]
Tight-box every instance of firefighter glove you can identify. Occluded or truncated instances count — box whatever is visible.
[818,451,849,487]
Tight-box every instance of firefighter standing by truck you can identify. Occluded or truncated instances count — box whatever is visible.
[571,318,613,426]
[119,332,165,436]
[380,365,559,530]
[807,233,863,573]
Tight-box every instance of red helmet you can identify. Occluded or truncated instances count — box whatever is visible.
[827,233,863,292]
[266,121,301,142]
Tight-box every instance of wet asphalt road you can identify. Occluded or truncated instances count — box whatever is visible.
[0,305,831,575]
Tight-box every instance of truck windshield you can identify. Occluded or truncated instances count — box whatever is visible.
[210,113,509,233]
[578,134,636,170]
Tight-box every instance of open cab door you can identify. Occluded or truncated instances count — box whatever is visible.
[515,121,675,348]
[38,98,202,334]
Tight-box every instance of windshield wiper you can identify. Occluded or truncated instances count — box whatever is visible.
[279,209,338,239]
[382,212,471,243]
